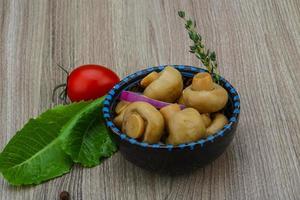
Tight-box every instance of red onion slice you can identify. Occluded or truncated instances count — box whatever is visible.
[119,91,185,109]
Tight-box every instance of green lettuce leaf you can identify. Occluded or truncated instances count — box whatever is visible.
[61,97,117,167]
[0,101,90,185]
[0,97,117,185]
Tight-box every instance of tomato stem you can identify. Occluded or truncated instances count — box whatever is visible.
[52,83,67,103]
[56,63,69,75]
[58,88,68,104]
[52,64,70,104]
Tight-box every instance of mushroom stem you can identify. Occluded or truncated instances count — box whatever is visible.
[191,72,214,91]
[123,113,145,138]
[206,113,228,136]
[140,71,159,87]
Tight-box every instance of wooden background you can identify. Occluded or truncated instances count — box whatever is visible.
[0,0,299,199]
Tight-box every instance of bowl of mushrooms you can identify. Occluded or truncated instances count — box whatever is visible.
[103,65,240,173]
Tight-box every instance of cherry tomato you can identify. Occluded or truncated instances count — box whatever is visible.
[67,64,120,102]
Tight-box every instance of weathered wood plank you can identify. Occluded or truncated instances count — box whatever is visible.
[0,0,299,199]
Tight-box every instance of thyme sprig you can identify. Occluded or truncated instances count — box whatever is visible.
[178,11,220,82]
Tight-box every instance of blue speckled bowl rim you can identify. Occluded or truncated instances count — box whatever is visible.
[102,65,240,151]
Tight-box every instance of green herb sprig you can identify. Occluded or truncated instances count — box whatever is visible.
[178,10,220,82]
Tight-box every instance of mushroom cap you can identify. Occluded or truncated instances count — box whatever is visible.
[122,101,165,143]
[143,66,183,102]
[177,94,184,104]
[167,108,206,145]
[182,83,228,113]
[113,110,125,128]
[160,104,181,123]
[206,113,228,137]
[115,101,130,114]
[201,114,212,128]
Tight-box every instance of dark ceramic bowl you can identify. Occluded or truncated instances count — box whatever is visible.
[102,65,240,174]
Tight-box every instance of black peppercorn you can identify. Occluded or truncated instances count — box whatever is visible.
[59,191,70,200]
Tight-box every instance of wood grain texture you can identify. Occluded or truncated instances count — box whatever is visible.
[0,0,300,199]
